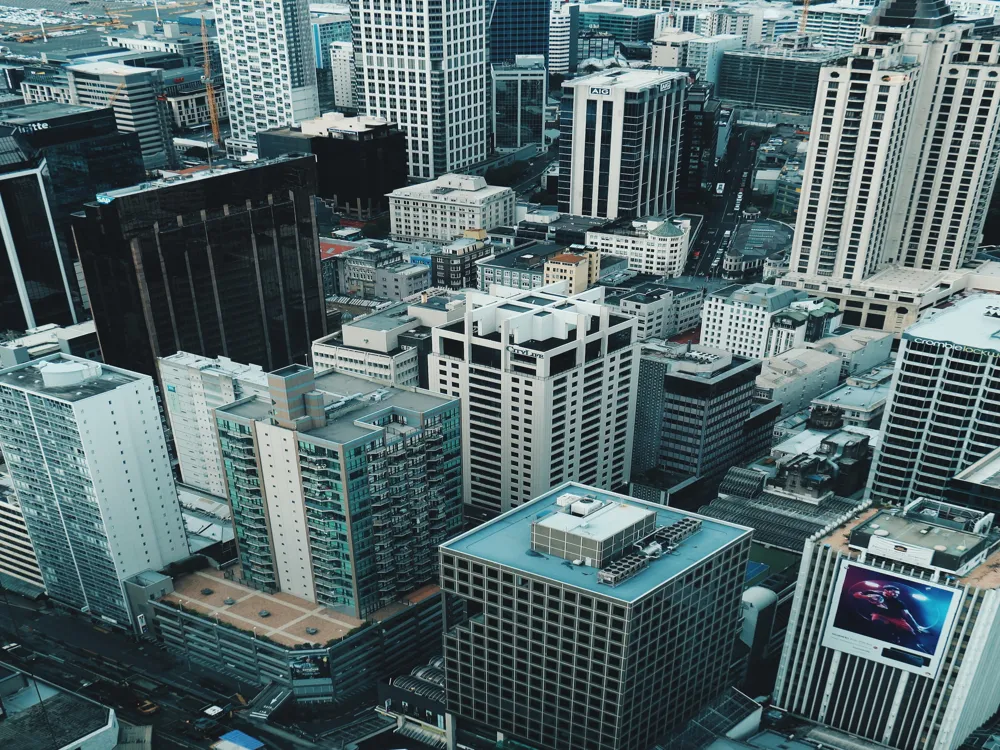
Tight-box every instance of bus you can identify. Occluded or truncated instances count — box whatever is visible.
[715,183,726,196]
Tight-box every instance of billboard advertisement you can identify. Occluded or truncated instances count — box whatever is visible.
[290,654,331,680]
[821,561,962,678]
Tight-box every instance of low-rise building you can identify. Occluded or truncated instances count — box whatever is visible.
[808,327,893,378]
[585,217,692,277]
[0,321,101,368]
[428,236,494,289]
[516,210,611,245]
[810,363,894,429]
[375,262,431,301]
[477,242,571,291]
[755,348,842,416]
[311,300,463,387]
[388,174,516,243]
[543,252,593,294]
[333,242,405,297]
[721,219,794,282]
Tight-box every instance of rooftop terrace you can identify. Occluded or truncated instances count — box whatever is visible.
[443,483,749,602]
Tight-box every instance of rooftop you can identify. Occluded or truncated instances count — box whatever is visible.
[902,293,1000,354]
[565,68,688,92]
[0,354,141,402]
[579,2,660,16]
[158,351,269,386]
[730,219,794,259]
[161,567,438,647]
[0,102,97,124]
[443,483,749,602]
[67,61,158,77]
[345,302,422,332]
[0,666,114,750]
[484,242,570,271]
[811,364,895,411]
[757,349,841,389]
[219,369,455,445]
[388,173,512,204]
[774,424,881,455]
[952,444,1000,490]
[712,283,804,311]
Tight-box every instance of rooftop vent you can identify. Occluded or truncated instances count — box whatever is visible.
[571,496,604,517]
[986,305,1000,319]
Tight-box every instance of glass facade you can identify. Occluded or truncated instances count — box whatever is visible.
[492,66,546,150]
[488,0,550,64]
[72,157,326,376]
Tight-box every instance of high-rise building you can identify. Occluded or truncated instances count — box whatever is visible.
[491,55,547,151]
[0,475,45,596]
[804,1,869,47]
[353,0,490,178]
[215,0,320,155]
[489,0,550,64]
[869,294,1000,506]
[0,105,145,332]
[328,41,356,108]
[157,352,269,496]
[72,157,327,377]
[775,497,1000,750]
[429,285,637,518]
[631,341,778,497]
[215,364,462,617]
[0,354,188,629]
[558,69,687,219]
[440,482,752,750]
[311,12,352,69]
[790,1,1000,282]
[67,62,176,169]
[548,2,580,74]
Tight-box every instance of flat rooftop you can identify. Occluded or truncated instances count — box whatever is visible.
[219,369,455,445]
[903,293,1000,355]
[0,668,112,750]
[485,242,568,270]
[346,303,420,331]
[0,102,97,123]
[774,425,880,455]
[0,355,140,402]
[443,483,749,602]
[565,68,687,91]
[159,351,269,386]
[953,444,1000,489]
[813,379,891,411]
[161,567,438,647]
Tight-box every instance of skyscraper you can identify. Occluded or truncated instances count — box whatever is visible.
[488,0,550,64]
[790,0,1000,281]
[775,498,1000,750]
[440,482,752,750]
[215,365,462,617]
[558,69,687,219]
[0,354,188,629]
[429,285,637,519]
[353,0,490,178]
[869,294,1000,506]
[215,0,320,155]
[72,157,327,377]
[492,55,547,150]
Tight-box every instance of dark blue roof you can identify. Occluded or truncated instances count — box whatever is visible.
[218,730,265,750]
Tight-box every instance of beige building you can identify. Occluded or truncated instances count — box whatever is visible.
[543,253,591,294]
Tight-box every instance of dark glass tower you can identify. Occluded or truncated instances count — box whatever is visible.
[0,103,146,331]
[489,0,550,64]
[72,156,327,376]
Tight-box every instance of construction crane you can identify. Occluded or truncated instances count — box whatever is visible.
[799,0,810,33]
[102,5,128,30]
[108,81,126,105]
[201,15,220,146]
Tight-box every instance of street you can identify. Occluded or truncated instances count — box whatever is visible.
[682,127,765,278]
[0,591,322,749]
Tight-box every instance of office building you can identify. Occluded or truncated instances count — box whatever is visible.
[543,252,594,295]
[376,262,431,300]
[492,55,547,151]
[312,296,463,387]
[775,498,1000,750]
[601,275,709,340]
[548,2,580,74]
[0,355,188,629]
[721,219,795,282]
[679,81,723,194]
[0,475,45,596]
[215,365,462,617]
[579,2,660,43]
[651,30,701,66]
[389,174,516,243]
[328,41,356,108]
[429,237,495,289]
[258,112,407,219]
[72,156,326,378]
[0,665,120,750]
[477,242,586,291]
[701,284,842,359]
[688,33,743,85]
[67,62,175,169]
[631,341,778,497]
[441,482,752,750]
[157,353,269,496]
[804,1,869,47]
[754,348,841,416]
[489,0,550,64]
[331,241,404,296]
[105,21,221,68]
[160,66,230,132]
[869,295,1000,506]
[585,217,692,277]
[947,444,1000,517]
[516,210,611,245]
[718,34,845,113]
[353,0,489,178]
[559,69,687,219]
[429,286,637,516]
[312,12,352,69]
[215,0,320,155]
[791,2,1000,282]
[810,362,893,429]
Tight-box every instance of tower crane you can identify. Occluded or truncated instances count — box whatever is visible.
[201,15,221,146]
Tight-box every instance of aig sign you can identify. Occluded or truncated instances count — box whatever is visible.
[589,87,611,96]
